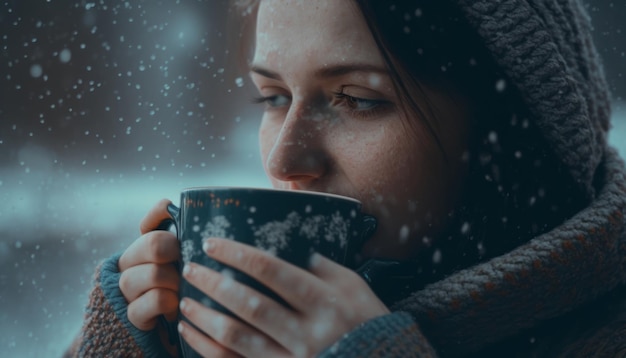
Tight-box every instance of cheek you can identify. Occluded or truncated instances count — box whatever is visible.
[351,134,451,258]
[342,130,416,200]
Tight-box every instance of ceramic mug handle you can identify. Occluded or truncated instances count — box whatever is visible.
[155,204,183,355]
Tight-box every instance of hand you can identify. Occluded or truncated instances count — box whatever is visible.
[177,237,390,357]
[118,199,180,340]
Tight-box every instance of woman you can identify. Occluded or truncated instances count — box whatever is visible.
[66,0,626,357]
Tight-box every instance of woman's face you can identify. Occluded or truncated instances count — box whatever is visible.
[250,0,471,260]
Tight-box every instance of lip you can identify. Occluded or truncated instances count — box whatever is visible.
[277,180,312,192]
[287,182,302,191]
[276,181,365,208]
[285,180,322,192]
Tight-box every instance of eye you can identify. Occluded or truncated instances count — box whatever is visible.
[336,93,381,111]
[252,94,291,108]
[332,92,392,119]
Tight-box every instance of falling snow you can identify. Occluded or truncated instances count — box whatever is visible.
[30,64,43,78]
[399,225,410,243]
[432,249,442,264]
[59,49,72,63]
[0,1,624,356]
[495,79,507,92]
[461,222,471,235]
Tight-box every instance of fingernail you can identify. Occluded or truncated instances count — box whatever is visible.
[203,238,215,253]
[179,299,187,313]
[182,264,191,276]
[177,322,184,334]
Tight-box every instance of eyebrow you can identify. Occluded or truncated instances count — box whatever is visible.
[249,63,388,81]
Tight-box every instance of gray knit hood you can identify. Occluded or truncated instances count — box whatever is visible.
[381,0,626,355]
[456,0,612,200]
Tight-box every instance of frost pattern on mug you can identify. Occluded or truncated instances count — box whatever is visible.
[253,211,301,254]
[325,211,349,248]
[299,214,324,239]
[181,216,234,264]
[252,211,350,255]
[200,215,233,239]
[181,240,200,264]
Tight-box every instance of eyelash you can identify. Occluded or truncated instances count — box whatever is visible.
[251,94,290,108]
[252,93,391,120]
[332,92,391,119]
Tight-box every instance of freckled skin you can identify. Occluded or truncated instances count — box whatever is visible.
[251,0,471,260]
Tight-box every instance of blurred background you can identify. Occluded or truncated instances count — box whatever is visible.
[0,1,624,356]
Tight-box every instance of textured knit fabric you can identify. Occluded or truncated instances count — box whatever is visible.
[64,254,171,358]
[67,0,626,357]
[322,312,437,357]
[455,0,611,201]
[397,149,626,357]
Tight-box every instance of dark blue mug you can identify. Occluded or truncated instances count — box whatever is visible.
[159,187,377,358]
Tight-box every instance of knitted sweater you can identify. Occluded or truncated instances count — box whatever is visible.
[66,0,626,357]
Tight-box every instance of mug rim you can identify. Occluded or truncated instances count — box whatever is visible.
[181,186,361,204]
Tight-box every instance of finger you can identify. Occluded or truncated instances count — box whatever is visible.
[182,263,300,350]
[127,288,178,331]
[140,199,174,234]
[119,230,179,272]
[308,252,352,280]
[177,321,242,358]
[180,298,290,358]
[202,238,329,312]
[119,263,180,302]
[309,253,387,311]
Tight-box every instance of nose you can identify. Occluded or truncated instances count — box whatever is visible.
[265,102,329,185]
